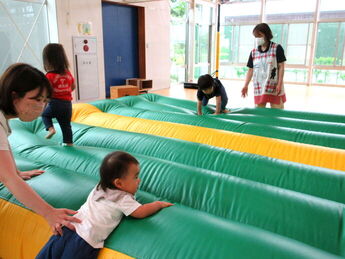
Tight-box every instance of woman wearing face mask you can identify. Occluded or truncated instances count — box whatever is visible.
[0,63,81,235]
[241,23,286,109]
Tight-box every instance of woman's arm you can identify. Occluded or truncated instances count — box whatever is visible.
[277,62,285,94]
[0,150,80,235]
[242,68,253,98]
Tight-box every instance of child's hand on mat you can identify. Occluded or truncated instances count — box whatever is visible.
[156,201,174,208]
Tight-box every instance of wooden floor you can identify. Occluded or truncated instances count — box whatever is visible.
[150,80,345,115]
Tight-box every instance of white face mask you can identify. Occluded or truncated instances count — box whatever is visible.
[255,37,265,46]
[15,100,46,122]
[13,88,48,122]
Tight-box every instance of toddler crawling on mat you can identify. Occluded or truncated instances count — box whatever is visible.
[37,151,173,259]
[197,74,230,115]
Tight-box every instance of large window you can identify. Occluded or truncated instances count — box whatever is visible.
[285,23,312,65]
[0,0,51,74]
[219,1,261,79]
[170,0,216,83]
[171,0,345,86]
[218,0,345,86]
[219,25,253,79]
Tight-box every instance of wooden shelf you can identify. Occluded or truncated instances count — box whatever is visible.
[126,78,152,91]
[110,85,139,99]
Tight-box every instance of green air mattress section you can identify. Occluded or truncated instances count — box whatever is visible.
[89,96,345,150]
[11,119,345,205]
[142,93,345,124]
[3,119,345,257]
[2,156,341,259]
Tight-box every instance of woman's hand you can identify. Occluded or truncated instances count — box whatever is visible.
[44,208,81,235]
[241,86,248,98]
[18,169,44,180]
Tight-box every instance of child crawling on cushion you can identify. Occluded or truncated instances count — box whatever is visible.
[36,151,173,259]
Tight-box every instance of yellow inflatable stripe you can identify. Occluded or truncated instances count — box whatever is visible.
[98,248,134,259]
[0,199,50,259]
[72,103,345,172]
[0,199,134,259]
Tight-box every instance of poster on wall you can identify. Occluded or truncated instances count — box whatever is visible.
[72,36,99,101]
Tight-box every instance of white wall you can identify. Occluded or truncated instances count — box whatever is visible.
[134,1,171,90]
[54,0,170,102]
[55,0,105,100]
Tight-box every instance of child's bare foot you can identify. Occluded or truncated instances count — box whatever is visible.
[222,109,230,113]
[45,128,56,139]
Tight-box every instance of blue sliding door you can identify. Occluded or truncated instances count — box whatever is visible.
[102,2,139,97]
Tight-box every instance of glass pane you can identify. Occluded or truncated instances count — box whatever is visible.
[288,24,309,45]
[171,64,186,83]
[270,24,282,44]
[220,25,240,63]
[266,0,316,22]
[194,65,209,80]
[238,25,255,63]
[220,2,261,25]
[284,68,308,83]
[219,65,248,79]
[195,24,210,63]
[28,6,49,68]
[0,7,18,72]
[171,21,187,66]
[313,69,345,85]
[220,26,232,62]
[343,39,345,66]
[170,0,188,83]
[220,24,256,64]
[286,46,307,64]
[194,4,212,67]
[336,23,345,66]
[195,24,200,63]
[284,23,312,65]
[0,0,49,74]
[195,4,211,25]
[270,23,288,47]
[315,23,339,66]
[170,0,188,20]
[320,0,345,20]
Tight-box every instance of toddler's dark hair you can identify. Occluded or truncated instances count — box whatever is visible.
[198,74,214,91]
[253,23,273,41]
[0,63,52,116]
[98,151,139,192]
[42,43,70,74]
